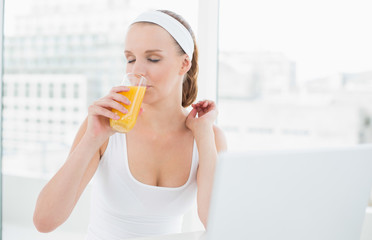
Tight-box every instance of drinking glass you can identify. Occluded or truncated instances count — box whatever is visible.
[110,73,147,133]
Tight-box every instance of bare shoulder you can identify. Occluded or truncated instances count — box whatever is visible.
[213,125,228,153]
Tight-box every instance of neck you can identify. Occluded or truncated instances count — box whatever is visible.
[138,100,189,134]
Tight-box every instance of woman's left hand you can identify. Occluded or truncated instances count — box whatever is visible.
[186,100,218,133]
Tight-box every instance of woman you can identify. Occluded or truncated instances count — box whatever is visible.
[33,9,227,239]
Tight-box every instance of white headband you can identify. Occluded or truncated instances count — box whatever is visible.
[132,10,194,61]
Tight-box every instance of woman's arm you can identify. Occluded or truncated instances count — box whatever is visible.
[33,118,104,232]
[33,85,130,232]
[195,125,227,228]
[186,100,227,228]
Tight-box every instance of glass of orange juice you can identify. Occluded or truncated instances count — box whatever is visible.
[110,73,147,133]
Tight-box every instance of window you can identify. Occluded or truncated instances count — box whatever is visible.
[74,83,79,98]
[61,83,66,98]
[2,0,201,238]
[218,0,372,151]
[37,83,42,98]
[13,82,18,96]
[25,82,30,97]
[3,82,7,96]
[49,83,54,98]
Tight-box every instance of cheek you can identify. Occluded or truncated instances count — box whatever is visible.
[160,61,182,78]
[125,64,134,74]
[150,63,176,82]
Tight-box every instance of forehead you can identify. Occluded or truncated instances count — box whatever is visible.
[125,23,175,51]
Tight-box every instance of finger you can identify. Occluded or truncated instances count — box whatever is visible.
[202,100,215,110]
[95,99,128,115]
[187,108,198,119]
[110,85,130,94]
[208,100,216,107]
[198,102,215,115]
[208,101,217,112]
[195,100,209,109]
[194,101,203,107]
[191,103,197,109]
[110,92,131,105]
[89,105,120,120]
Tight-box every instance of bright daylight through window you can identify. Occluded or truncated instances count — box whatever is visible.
[1,0,372,238]
[218,0,372,151]
[2,0,198,177]
[2,0,200,239]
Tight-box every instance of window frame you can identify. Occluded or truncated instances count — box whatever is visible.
[0,0,5,235]
[197,0,219,102]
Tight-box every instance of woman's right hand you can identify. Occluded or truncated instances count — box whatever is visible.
[33,86,131,233]
[86,85,131,140]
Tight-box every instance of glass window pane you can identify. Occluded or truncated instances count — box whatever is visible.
[3,0,199,238]
[218,0,372,151]
[3,0,198,176]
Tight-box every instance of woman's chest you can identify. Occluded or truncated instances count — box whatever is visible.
[126,134,195,188]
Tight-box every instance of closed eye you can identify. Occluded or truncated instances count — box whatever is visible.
[148,58,160,63]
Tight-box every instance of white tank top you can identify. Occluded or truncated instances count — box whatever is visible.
[85,133,199,240]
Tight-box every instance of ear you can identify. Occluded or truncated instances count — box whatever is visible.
[179,56,192,75]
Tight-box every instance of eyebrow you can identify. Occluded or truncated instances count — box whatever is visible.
[124,49,163,54]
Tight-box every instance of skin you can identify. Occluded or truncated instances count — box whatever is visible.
[33,22,227,233]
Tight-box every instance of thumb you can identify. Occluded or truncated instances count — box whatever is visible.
[187,108,198,119]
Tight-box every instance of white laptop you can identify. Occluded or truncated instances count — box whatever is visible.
[205,144,372,240]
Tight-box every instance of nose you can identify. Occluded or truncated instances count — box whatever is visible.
[127,59,146,77]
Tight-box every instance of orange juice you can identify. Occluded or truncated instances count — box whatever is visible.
[110,86,146,133]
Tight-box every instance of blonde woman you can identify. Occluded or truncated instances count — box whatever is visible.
[34,10,227,240]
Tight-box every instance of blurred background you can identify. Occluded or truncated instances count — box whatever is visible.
[1,0,372,239]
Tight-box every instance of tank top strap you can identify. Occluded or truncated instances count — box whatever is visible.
[99,133,127,171]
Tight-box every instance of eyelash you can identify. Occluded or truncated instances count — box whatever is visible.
[149,59,160,63]
[127,59,160,64]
